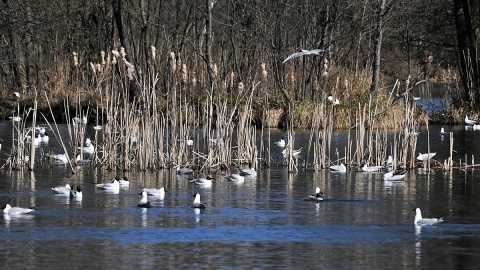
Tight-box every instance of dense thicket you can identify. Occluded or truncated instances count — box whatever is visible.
[0,0,469,121]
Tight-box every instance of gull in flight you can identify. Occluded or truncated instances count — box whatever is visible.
[283,49,326,63]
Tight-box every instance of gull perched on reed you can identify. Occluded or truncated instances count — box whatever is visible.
[416,152,436,161]
[413,208,443,226]
[282,49,326,63]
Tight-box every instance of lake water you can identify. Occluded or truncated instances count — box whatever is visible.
[1,118,480,269]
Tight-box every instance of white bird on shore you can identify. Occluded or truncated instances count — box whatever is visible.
[143,187,167,200]
[329,163,346,173]
[414,208,444,226]
[362,164,383,172]
[137,190,153,208]
[417,152,436,161]
[306,187,324,201]
[383,169,407,181]
[282,49,326,63]
[465,115,476,125]
[191,193,206,209]
[2,204,35,215]
[51,184,72,195]
[273,136,286,148]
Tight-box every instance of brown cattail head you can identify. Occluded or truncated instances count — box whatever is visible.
[100,51,105,65]
[169,52,176,73]
[151,46,156,60]
[228,71,235,89]
[120,47,126,59]
[261,63,267,81]
[90,62,96,74]
[238,82,244,93]
[73,52,78,67]
[181,64,188,83]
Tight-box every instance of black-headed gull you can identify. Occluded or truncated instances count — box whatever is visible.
[273,136,286,148]
[191,193,206,209]
[465,115,476,125]
[51,184,72,195]
[413,207,443,226]
[143,187,167,200]
[306,187,324,201]
[417,152,436,161]
[137,190,153,208]
[329,163,346,173]
[383,169,407,181]
[2,204,35,215]
[282,49,326,63]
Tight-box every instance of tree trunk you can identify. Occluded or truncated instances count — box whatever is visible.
[370,0,386,92]
[453,0,480,107]
[205,0,216,89]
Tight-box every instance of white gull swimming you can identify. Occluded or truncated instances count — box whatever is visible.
[414,207,443,226]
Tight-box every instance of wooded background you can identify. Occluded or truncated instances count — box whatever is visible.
[0,0,477,117]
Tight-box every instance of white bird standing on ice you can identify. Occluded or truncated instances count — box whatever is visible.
[329,163,346,173]
[465,115,476,125]
[417,152,436,161]
[413,208,444,226]
[282,49,327,63]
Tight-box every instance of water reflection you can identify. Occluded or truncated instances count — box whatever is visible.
[141,208,147,227]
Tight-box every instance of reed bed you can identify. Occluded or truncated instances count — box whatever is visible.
[3,46,458,176]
